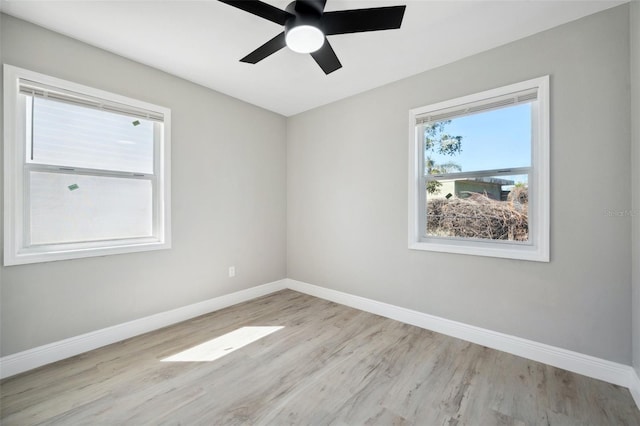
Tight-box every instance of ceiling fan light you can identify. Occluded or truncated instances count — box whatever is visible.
[285,25,324,53]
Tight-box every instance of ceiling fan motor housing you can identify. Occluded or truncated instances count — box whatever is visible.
[284,1,325,53]
[285,1,323,33]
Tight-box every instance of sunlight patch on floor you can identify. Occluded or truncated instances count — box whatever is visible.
[161,326,284,362]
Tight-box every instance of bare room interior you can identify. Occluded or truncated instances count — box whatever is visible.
[1,0,640,424]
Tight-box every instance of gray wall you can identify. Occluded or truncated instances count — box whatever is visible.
[632,1,640,376]
[0,14,287,356]
[287,5,632,363]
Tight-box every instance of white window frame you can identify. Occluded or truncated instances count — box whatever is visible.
[408,76,549,262]
[3,64,172,265]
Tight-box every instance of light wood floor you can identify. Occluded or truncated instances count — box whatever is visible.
[1,290,639,425]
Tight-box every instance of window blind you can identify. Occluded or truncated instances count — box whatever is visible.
[415,87,538,125]
[19,79,164,122]
[30,95,155,174]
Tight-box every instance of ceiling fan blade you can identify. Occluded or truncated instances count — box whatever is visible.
[310,40,342,75]
[240,32,287,64]
[294,0,327,16]
[321,6,406,35]
[218,0,291,25]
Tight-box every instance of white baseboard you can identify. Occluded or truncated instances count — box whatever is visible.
[0,279,287,379]
[3,276,639,411]
[285,279,638,392]
[629,368,640,409]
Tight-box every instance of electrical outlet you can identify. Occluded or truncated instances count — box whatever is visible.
[228,266,236,277]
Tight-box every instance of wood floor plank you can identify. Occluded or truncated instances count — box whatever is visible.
[1,290,638,425]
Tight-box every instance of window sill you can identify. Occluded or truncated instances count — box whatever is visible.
[409,239,549,262]
[4,239,171,266]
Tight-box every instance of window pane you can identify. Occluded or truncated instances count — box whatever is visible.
[29,171,153,245]
[31,96,154,174]
[424,103,531,175]
[426,174,529,241]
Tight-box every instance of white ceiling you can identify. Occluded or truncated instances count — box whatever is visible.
[0,0,625,116]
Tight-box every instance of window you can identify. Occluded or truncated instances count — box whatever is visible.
[408,76,549,261]
[3,65,171,265]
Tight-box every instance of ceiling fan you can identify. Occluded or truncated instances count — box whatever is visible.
[219,0,406,75]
